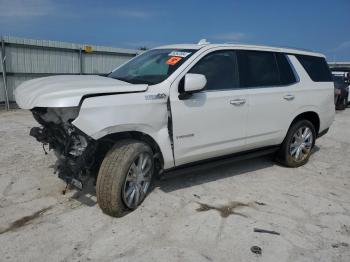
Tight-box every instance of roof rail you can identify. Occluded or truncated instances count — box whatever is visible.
[224,42,246,44]
[273,45,314,52]
[223,42,314,52]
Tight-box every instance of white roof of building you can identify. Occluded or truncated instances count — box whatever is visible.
[156,43,325,58]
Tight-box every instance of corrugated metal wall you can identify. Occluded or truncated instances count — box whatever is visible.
[0,36,140,106]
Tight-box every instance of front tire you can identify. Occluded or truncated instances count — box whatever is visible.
[277,120,316,167]
[96,140,154,217]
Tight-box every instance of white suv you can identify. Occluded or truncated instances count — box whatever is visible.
[15,42,335,217]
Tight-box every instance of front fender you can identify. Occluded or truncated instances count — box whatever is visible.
[72,93,175,169]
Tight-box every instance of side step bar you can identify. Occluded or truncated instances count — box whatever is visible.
[162,146,279,177]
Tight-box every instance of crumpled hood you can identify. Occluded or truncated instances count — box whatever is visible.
[14,75,148,109]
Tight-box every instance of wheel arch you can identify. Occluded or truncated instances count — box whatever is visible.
[290,111,320,135]
[96,131,165,170]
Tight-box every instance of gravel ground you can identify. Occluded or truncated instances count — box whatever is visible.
[0,109,349,262]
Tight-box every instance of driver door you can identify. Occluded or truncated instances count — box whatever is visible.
[169,50,249,166]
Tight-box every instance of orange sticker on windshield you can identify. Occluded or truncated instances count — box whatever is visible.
[166,56,182,65]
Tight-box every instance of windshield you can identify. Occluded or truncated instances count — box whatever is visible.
[108,49,196,85]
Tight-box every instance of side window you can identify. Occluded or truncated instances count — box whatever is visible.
[237,50,280,87]
[188,50,239,90]
[295,55,332,82]
[276,53,297,85]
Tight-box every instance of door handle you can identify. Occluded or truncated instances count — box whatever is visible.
[283,94,295,101]
[230,98,246,106]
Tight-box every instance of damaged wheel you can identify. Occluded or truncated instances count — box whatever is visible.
[96,140,154,217]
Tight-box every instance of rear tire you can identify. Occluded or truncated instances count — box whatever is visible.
[277,120,316,168]
[96,140,154,217]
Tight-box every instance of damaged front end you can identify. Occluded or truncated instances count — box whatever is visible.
[30,107,97,189]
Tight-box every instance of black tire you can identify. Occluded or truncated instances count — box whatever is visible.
[96,139,154,217]
[277,120,316,168]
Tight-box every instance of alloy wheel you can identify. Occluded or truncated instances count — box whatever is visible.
[122,152,153,209]
[289,126,313,162]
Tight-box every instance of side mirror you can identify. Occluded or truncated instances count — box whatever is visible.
[179,73,207,100]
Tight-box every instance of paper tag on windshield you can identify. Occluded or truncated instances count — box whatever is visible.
[168,51,191,58]
[166,56,182,65]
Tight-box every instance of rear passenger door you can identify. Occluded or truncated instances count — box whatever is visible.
[237,50,299,149]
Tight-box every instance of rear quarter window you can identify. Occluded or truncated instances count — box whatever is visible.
[295,55,332,82]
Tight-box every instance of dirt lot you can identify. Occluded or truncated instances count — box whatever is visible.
[0,109,350,262]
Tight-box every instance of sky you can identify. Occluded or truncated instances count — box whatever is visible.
[0,0,349,61]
